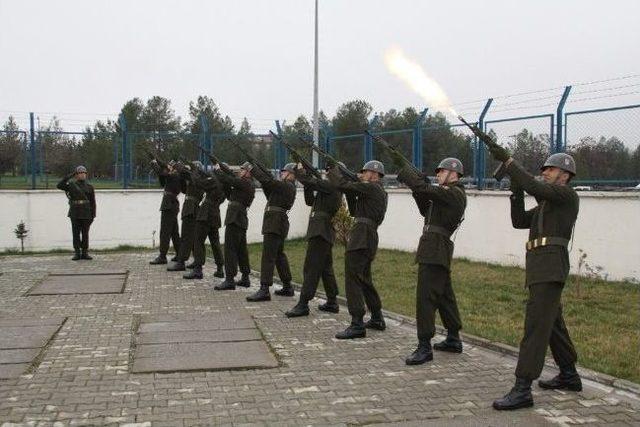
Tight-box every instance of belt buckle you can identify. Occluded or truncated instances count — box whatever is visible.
[541,237,547,246]
[310,211,315,217]
[526,241,532,250]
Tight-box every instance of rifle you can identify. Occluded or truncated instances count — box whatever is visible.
[364,130,428,182]
[298,138,359,182]
[143,146,169,170]
[457,115,507,181]
[231,139,272,177]
[185,139,234,176]
[268,131,323,180]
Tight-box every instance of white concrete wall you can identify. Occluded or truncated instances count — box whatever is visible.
[1,189,638,282]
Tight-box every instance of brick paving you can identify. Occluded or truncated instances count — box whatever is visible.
[0,252,638,426]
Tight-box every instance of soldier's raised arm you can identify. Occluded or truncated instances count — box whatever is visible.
[509,180,533,229]
[505,158,574,203]
[397,165,464,206]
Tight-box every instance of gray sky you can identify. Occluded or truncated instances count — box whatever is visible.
[1,0,639,135]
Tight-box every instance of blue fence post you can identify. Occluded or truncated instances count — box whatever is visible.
[118,113,128,189]
[112,130,119,182]
[364,115,378,162]
[199,114,210,167]
[275,120,285,170]
[475,99,493,190]
[322,124,333,155]
[29,112,36,189]
[555,86,572,153]
[413,108,428,171]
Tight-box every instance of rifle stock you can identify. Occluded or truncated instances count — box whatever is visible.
[269,131,322,179]
[232,140,271,177]
[298,138,359,182]
[185,139,235,176]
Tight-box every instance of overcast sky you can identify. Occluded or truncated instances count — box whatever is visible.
[1,0,639,134]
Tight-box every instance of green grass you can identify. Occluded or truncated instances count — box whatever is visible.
[0,174,158,190]
[1,244,152,257]
[248,239,640,383]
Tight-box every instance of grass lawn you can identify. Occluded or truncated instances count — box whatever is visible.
[248,239,640,383]
[0,174,157,190]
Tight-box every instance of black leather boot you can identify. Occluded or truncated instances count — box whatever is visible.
[318,299,339,313]
[274,283,294,297]
[183,265,203,280]
[72,251,81,261]
[246,284,271,302]
[81,252,93,260]
[364,310,386,331]
[214,266,225,278]
[167,260,186,271]
[538,366,582,392]
[285,301,310,318]
[235,274,251,288]
[335,319,366,339]
[493,378,534,410]
[405,340,433,365]
[214,279,236,290]
[433,334,463,353]
[150,255,167,265]
[185,261,196,269]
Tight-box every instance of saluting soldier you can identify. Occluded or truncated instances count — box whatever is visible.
[167,161,205,272]
[183,165,226,280]
[327,160,387,339]
[285,162,342,317]
[214,162,255,290]
[246,163,297,302]
[56,165,96,260]
[483,146,581,411]
[394,157,467,365]
[149,159,182,265]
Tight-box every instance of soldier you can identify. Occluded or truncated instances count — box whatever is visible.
[167,161,205,272]
[56,165,96,260]
[393,157,467,365]
[483,147,581,411]
[327,160,387,339]
[149,159,182,265]
[183,165,226,280]
[246,163,297,302]
[285,162,342,317]
[213,162,255,290]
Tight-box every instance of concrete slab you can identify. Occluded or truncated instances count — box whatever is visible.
[0,318,66,327]
[138,317,255,333]
[48,270,127,276]
[0,325,60,349]
[0,363,30,379]
[29,274,126,295]
[140,311,253,323]
[136,328,261,344]
[0,348,40,364]
[131,341,279,373]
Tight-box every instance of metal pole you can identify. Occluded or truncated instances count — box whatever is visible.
[29,112,36,189]
[555,86,572,153]
[312,0,320,168]
[119,113,128,189]
[413,108,428,170]
[476,98,493,190]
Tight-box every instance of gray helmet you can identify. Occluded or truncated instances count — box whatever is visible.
[168,160,177,167]
[191,160,204,172]
[361,160,385,177]
[541,153,576,175]
[75,165,87,174]
[240,161,253,171]
[281,162,296,173]
[436,157,464,176]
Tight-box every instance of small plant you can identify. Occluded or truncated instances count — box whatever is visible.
[332,199,354,246]
[575,249,588,297]
[14,221,29,253]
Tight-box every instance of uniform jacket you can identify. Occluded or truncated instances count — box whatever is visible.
[252,168,296,237]
[57,177,96,220]
[180,169,205,219]
[295,169,342,244]
[507,160,579,286]
[192,172,226,228]
[150,162,182,212]
[216,170,255,230]
[397,167,467,269]
[328,167,387,258]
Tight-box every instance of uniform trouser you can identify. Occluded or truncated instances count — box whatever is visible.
[416,263,462,342]
[159,209,180,257]
[344,249,382,320]
[177,216,197,262]
[260,233,292,286]
[193,221,224,268]
[224,223,250,279]
[299,237,339,303]
[70,218,92,253]
[515,281,578,381]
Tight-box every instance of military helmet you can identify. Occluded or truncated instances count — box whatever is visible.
[191,160,204,171]
[541,153,576,175]
[75,165,87,174]
[361,160,385,177]
[240,161,253,171]
[281,162,296,173]
[435,157,464,176]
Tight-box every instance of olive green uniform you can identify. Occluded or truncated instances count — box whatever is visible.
[151,163,183,258]
[294,169,341,303]
[57,176,96,255]
[328,168,387,322]
[252,168,297,287]
[397,167,467,342]
[216,170,255,280]
[506,160,579,381]
[191,171,226,269]
[176,170,204,262]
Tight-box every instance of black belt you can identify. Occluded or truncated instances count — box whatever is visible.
[355,217,378,228]
[185,195,199,201]
[71,200,89,205]
[310,211,330,219]
[526,237,569,251]
[229,200,247,209]
[164,191,178,198]
[266,206,287,213]
[422,224,453,238]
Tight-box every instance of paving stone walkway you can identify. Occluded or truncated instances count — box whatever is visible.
[0,253,638,426]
